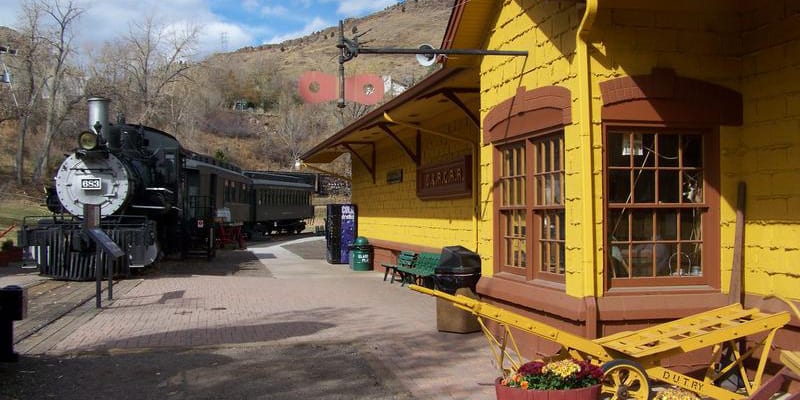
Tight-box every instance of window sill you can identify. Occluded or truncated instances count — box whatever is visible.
[604,285,719,296]
[477,274,585,321]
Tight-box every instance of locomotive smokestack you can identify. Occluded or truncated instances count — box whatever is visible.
[88,97,120,150]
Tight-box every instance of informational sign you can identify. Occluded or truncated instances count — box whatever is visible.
[386,169,403,184]
[417,155,472,200]
[85,228,125,259]
[81,178,102,191]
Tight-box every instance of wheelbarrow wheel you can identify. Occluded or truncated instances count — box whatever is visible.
[601,359,652,400]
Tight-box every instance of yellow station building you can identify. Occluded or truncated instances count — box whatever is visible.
[302,0,800,369]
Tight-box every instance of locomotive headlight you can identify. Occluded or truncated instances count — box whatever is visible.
[78,131,98,150]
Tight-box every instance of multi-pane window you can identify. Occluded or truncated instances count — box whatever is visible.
[606,130,707,286]
[497,132,565,282]
[532,136,565,279]
[499,143,527,274]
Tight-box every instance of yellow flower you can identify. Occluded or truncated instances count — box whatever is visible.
[653,388,700,400]
[543,359,581,378]
[520,381,529,390]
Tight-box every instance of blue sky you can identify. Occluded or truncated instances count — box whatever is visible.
[0,0,401,57]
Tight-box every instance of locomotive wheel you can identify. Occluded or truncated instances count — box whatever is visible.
[601,359,652,400]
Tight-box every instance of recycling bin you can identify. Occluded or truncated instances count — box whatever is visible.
[348,236,373,271]
[434,246,481,333]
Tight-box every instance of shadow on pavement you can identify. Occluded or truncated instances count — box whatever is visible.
[0,342,414,400]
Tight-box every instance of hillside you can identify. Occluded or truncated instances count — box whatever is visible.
[216,1,452,85]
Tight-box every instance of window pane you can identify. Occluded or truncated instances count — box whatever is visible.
[689,247,702,276]
[609,245,630,278]
[550,242,560,273]
[683,171,703,203]
[658,134,679,167]
[631,210,653,241]
[659,170,680,203]
[633,170,655,203]
[553,173,562,204]
[608,132,629,167]
[683,135,703,167]
[656,210,678,240]
[658,243,678,276]
[609,170,631,203]
[634,134,655,167]
[631,244,653,277]
[557,210,565,240]
[608,209,629,241]
[544,141,551,172]
[680,209,701,240]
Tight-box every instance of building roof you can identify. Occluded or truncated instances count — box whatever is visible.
[300,66,479,165]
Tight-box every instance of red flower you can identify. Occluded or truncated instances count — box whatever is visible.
[517,361,545,376]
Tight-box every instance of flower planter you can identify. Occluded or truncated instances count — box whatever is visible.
[495,378,601,400]
[0,248,23,266]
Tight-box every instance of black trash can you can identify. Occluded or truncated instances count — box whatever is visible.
[0,285,27,362]
[348,237,373,271]
[434,246,481,333]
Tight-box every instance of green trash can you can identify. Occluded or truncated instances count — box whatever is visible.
[349,237,373,271]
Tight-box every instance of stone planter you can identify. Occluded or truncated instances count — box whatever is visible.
[495,378,601,400]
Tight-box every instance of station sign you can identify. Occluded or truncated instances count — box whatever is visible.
[416,155,472,200]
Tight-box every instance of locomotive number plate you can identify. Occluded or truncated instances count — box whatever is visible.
[81,178,102,191]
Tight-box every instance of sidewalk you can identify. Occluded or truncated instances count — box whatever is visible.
[2,236,498,399]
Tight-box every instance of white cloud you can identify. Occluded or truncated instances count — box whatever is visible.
[266,16,329,44]
[242,0,260,12]
[0,0,262,58]
[198,21,255,54]
[336,0,396,15]
[260,5,289,16]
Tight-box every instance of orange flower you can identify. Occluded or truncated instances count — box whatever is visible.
[513,374,521,383]
[501,379,508,386]
[520,381,529,390]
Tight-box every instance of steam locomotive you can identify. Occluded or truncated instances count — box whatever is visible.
[20,97,315,280]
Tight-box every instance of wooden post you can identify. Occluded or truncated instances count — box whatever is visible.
[729,182,746,306]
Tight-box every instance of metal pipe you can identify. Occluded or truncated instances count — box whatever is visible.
[577,0,599,337]
[357,48,528,57]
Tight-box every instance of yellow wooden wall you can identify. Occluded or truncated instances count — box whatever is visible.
[351,116,476,250]
[478,0,586,297]
[733,1,800,299]
[478,0,800,301]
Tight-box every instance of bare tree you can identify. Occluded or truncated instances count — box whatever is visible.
[121,15,199,125]
[266,89,325,168]
[31,0,85,182]
[12,1,46,184]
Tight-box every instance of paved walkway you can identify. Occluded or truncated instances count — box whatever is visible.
[2,237,498,399]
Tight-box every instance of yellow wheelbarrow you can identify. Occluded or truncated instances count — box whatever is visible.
[410,285,791,400]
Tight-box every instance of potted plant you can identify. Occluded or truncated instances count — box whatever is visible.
[496,358,603,400]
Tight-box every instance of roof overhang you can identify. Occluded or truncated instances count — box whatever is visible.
[300,66,479,165]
